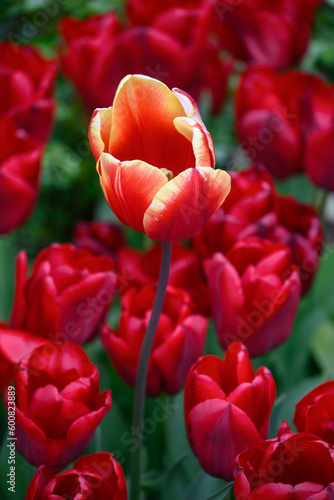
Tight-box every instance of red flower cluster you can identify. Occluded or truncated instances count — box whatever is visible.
[236,67,334,189]
[9,243,118,344]
[193,165,323,294]
[0,43,56,234]
[59,4,233,115]
[184,342,276,480]
[26,453,127,500]
[10,342,111,472]
[102,284,208,397]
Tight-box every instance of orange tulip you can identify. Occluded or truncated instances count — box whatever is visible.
[88,74,231,242]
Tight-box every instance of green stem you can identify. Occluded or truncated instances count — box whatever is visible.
[130,241,172,500]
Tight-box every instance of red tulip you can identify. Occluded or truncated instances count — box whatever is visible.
[25,452,127,500]
[73,220,125,258]
[9,243,118,344]
[127,0,205,26]
[184,342,276,481]
[234,432,334,499]
[0,323,48,394]
[236,67,334,187]
[88,74,230,241]
[192,165,323,294]
[0,115,42,235]
[117,242,210,314]
[294,381,334,446]
[10,342,111,472]
[0,42,56,144]
[210,0,322,69]
[102,285,208,397]
[60,11,232,115]
[204,239,301,356]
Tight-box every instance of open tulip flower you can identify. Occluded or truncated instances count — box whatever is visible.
[88,74,231,242]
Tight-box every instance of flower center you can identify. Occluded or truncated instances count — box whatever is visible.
[160,168,174,181]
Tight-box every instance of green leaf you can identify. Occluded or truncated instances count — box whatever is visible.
[206,482,234,500]
[311,320,334,377]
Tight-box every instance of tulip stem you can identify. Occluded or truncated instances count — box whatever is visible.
[130,241,172,500]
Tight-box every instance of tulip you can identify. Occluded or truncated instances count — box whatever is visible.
[25,452,127,500]
[294,381,334,446]
[210,0,322,70]
[9,243,118,344]
[204,239,301,356]
[10,342,111,472]
[73,220,125,258]
[235,66,334,187]
[88,74,230,241]
[0,115,42,235]
[117,242,210,314]
[234,432,334,499]
[184,342,276,481]
[0,42,56,145]
[192,165,323,294]
[102,284,208,397]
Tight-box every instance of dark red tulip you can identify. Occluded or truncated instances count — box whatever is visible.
[11,342,111,472]
[294,381,334,446]
[192,165,323,294]
[73,220,125,258]
[235,67,334,188]
[117,242,210,315]
[210,0,322,70]
[9,243,118,344]
[184,342,276,481]
[234,432,334,499]
[204,239,301,356]
[0,115,42,235]
[25,452,127,500]
[0,42,56,144]
[102,285,208,397]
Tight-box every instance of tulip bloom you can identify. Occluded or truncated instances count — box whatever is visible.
[192,165,323,294]
[11,342,111,472]
[204,239,301,357]
[88,74,231,242]
[294,381,334,446]
[0,115,42,235]
[0,42,56,145]
[210,0,322,70]
[73,220,125,258]
[234,432,334,499]
[9,243,118,344]
[25,452,127,500]
[102,284,208,397]
[184,342,276,481]
[236,67,334,187]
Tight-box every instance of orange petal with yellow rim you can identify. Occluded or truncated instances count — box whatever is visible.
[107,75,195,176]
[98,153,168,233]
[174,117,215,168]
[88,107,113,161]
[144,167,231,242]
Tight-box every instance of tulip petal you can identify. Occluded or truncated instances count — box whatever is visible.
[98,153,168,233]
[88,107,113,161]
[144,167,231,241]
[106,74,195,176]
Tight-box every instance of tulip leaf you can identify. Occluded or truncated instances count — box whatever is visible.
[311,320,334,377]
[206,482,234,500]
